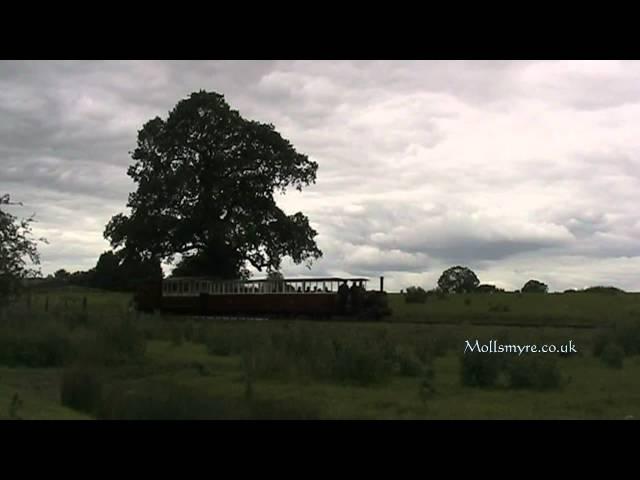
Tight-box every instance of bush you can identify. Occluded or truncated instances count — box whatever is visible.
[249,397,323,420]
[0,328,75,367]
[583,286,625,295]
[90,320,146,365]
[461,352,504,387]
[183,322,195,342]
[488,304,511,313]
[405,286,428,304]
[61,367,103,414]
[594,322,640,357]
[96,380,325,420]
[592,331,614,357]
[391,346,424,377]
[507,356,563,390]
[98,381,244,420]
[615,322,640,356]
[600,343,624,369]
[521,280,548,293]
[419,363,436,402]
[170,324,184,347]
[205,326,248,356]
[333,338,394,385]
[475,284,504,294]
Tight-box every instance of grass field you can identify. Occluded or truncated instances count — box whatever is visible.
[1,287,639,420]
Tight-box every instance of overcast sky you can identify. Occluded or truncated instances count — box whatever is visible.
[3,60,640,292]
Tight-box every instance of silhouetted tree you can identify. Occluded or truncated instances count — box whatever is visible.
[93,251,121,290]
[104,91,322,279]
[92,250,162,291]
[475,284,504,294]
[583,286,624,295]
[69,268,95,287]
[404,286,428,303]
[54,269,71,282]
[521,279,548,293]
[119,255,163,291]
[437,266,480,294]
[0,194,46,302]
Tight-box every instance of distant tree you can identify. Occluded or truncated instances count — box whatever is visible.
[583,286,625,295]
[93,251,121,290]
[54,269,71,282]
[405,286,428,303]
[522,279,548,293]
[475,284,503,294]
[266,270,285,292]
[104,90,322,280]
[0,194,46,302]
[267,271,284,282]
[119,255,163,291]
[69,268,95,288]
[437,266,480,294]
[93,250,162,292]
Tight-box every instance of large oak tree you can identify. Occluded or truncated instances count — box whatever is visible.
[105,91,322,279]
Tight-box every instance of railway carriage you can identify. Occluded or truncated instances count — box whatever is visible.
[135,276,388,319]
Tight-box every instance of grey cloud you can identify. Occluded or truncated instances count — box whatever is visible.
[4,61,640,292]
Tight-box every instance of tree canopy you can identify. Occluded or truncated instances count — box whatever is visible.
[521,279,548,293]
[93,250,162,292]
[104,91,322,279]
[437,265,480,294]
[0,194,45,300]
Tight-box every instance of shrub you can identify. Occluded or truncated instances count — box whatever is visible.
[488,304,510,313]
[460,352,504,387]
[170,324,184,347]
[97,380,324,420]
[205,327,247,356]
[475,284,504,294]
[521,280,548,293]
[583,286,625,295]
[8,393,23,420]
[419,363,436,402]
[92,320,146,365]
[183,322,195,342]
[0,328,75,367]
[600,343,624,369]
[98,381,244,420]
[328,334,396,386]
[615,322,640,356]
[592,331,613,357]
[249,397,323,420]
[405,286,428,304]
[507,356,563,390]
[61,367,103,414]
[391,346,424,377]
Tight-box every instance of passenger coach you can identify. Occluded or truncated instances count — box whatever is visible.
[135,276,385,318]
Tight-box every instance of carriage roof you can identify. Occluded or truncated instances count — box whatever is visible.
[165,276,369,283]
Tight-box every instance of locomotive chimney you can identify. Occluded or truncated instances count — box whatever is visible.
[379,276,384,293]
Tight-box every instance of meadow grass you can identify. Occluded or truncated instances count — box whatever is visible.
[1,287,639,419]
